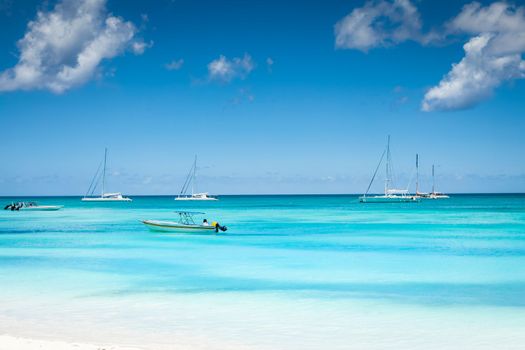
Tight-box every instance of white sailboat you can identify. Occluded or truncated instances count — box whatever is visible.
[415,153,430,198]
[81,148,132,202]
[175,156,217,201]
[428,164,449,199]
[359,136,419,203]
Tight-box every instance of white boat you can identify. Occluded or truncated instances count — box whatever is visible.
[415,154,430,198]
[175,156,218,201]
[81,193,132,202]
[414,157,449,199]
[428,164,449,199]
[359,136,419,203]
[142,211,227,233]
[81,148,132,202]
[4,202,63,211]
[360,193,419,203]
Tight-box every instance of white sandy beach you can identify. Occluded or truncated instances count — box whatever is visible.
[0,335,143,350]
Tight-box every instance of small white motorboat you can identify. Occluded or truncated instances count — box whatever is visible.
[143,211,226,233]
[4,202,63,211]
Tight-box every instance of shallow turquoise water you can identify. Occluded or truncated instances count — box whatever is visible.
[1,195,525,349]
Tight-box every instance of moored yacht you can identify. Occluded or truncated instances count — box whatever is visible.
[428,164,449,199]
[175,156,218,201]
[359,136,419,203]
[415,154,430,198]
[81,148,132,202]
[413,156,449,199]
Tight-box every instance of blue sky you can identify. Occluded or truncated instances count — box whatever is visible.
[0,0,524,195]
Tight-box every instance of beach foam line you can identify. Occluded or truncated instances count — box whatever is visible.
[0,335,144,350]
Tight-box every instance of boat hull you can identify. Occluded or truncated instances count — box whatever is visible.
[142,220,217,233]
[428,195,450,199]
[359,196,419,203]
[81,197,132,202]
[174,197,218,201]
[19,205,63,211]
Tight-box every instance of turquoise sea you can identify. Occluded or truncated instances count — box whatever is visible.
[1,195,525,349]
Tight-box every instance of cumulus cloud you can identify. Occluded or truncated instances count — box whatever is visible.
[423,2,525,111]
[0,0,145,93]
[334,0,427,51]
[207,53,254,82]
[165,58,184,70]
[335,1,525,111]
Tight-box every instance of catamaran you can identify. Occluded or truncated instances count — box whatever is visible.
[428,164,449,199]
[82,148,132,202]
[359,136,419,203]
[175,156,217,201]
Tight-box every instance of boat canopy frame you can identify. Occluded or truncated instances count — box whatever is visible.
[174,211,206,225]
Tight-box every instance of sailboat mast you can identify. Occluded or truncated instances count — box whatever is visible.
[432,164,435,194]
[102,148,107,196]
[416,154,419,194]
[385,135,391,195]
[192,155,197,196]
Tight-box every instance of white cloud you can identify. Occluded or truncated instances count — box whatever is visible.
[423,2,525,111]
[266,57,274,72]
[131,40,153,55]
[334,0,425,51]
[0,0,145,93]
[207,53,254,82]
[165,58,184,70]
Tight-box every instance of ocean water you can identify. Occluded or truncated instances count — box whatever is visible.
[0,195,524,349]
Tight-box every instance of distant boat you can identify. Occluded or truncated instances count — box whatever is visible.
[4,202,62,211]
[428,164,449,199]
[415,154,430,198]
[81,148,132,202]
[175,156,217,201]
[359,136,419,203]
[414,156,449,199]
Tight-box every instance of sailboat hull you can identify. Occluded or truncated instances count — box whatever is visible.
[175,197,218,201]
[81,197,132,202]
[359,195,419,203]
[427,194,450,199]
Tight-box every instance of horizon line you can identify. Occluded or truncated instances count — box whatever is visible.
[1,192,525,198]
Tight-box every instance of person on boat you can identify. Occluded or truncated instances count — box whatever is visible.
[202,219,210,226]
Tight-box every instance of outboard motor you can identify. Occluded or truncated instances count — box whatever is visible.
[214,223,227,232]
